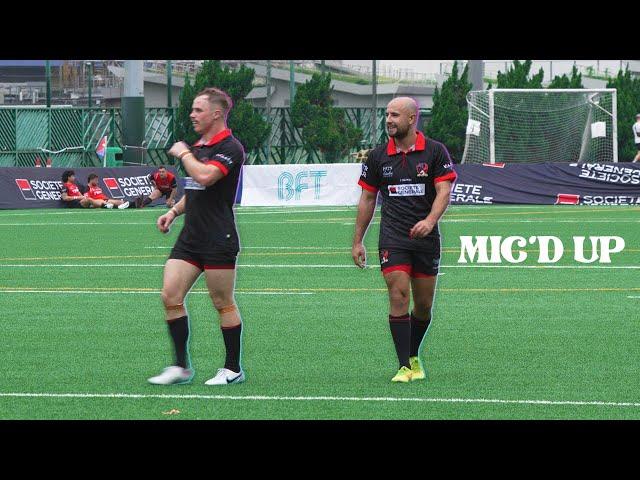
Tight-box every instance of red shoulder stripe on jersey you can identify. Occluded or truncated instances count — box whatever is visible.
[358,178,378,193]
[434,172,457,183]
[206,160,229,176]
[382,265,412,276]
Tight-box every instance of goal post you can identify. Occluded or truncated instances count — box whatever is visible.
[462,88,617,164]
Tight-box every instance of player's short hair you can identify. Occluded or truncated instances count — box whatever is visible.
[87,173,99,182]
[62,170,75,183]
[158,166,166,170]
[196,87,233,118]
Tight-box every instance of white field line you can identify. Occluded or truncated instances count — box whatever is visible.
[0,222,161,226]
[1,392,640,409]
[0,208,356,217]
[441,219,640,223]
[0,290,313,296]
[3,219,640,227]
[1,204,633,217]
[0,263,637,270]
[144,246,352,250]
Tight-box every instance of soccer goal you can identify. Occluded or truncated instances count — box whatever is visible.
[461,89,617,164]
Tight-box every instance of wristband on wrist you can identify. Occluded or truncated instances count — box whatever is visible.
[178,150,191,160]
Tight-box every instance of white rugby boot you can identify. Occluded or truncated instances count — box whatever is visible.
[147,366,193,385]
[204,368,245,385]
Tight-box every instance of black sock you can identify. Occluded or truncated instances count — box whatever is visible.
[221,323,242,373]
[410,311,432,357]
[142,196,152,206]
[389,314,411,369]
[167,315,190,369]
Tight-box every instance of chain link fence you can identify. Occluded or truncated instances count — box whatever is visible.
[0,106,431,168]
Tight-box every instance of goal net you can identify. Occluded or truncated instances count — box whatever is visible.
[461,89,617,164]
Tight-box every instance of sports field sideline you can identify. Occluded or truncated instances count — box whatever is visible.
[0,204,639,419]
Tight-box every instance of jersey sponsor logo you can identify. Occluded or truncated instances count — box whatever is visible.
[360,163,368,178]
[388,184,425,196]
[103,178,125,198]
[184,177,206,190]
[416,163,429,177]
[215,153,232,164]
[383,166,393,178]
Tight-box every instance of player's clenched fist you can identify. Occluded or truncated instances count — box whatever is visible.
[168,141,190,159]
[157,210,175,233]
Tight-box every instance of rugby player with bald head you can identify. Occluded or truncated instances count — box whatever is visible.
[352,97,457,383]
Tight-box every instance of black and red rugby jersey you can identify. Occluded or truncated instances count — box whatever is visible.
[86,185,108,200]
[357,131,457,249]
[178,128,245,251]
[148,170,177,192]
[61,181,81,197]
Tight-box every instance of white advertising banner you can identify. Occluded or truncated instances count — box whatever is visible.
[241,163,363,206]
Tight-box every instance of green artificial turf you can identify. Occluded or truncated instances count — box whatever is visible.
[0,204,638,419]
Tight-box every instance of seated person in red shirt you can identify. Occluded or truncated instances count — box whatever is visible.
[60,170,96,208]
[85,173,130,209]
[135,166,178,208]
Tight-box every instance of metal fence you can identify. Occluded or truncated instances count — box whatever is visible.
[0,106,430,168]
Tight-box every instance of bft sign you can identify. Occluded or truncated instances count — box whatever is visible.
[277,170,327,201]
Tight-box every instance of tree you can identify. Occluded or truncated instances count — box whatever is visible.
[425,61,472,162]
[174,61,270,152]
[607,67,640,161]
[174,72,196,145]
[548,65,583,88]
[496,60,544,88]
[291,72,362,162]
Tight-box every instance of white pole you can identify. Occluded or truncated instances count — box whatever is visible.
[488,89,495,164]
[612,89,618,163]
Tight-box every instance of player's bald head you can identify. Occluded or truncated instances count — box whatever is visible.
[387,97,418,116]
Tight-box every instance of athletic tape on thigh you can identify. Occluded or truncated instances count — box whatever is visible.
[217,304,237,314]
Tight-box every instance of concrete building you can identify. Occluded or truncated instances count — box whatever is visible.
[105,63,436,110]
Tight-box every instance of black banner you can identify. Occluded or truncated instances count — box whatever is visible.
[0,166,184,209]
[451,162,640,206]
